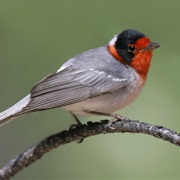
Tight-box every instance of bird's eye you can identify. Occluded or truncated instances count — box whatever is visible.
[128,45,136,53]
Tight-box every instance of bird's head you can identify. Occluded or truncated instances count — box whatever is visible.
[108,29,160,80]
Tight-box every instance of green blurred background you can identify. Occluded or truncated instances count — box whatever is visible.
[0,0,180,179]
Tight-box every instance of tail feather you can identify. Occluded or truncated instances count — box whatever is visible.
[0,94,31,126]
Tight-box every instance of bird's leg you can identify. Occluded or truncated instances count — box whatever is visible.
[71,113,82,125]
[70,113,84,143]
[83,110,129,129]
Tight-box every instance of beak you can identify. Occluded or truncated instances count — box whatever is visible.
[140,42,160,52]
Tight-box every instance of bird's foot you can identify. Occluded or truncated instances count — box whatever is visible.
[107,114,129,129]
[83,110,129,129]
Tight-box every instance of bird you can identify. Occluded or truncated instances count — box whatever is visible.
[0,29,160,127]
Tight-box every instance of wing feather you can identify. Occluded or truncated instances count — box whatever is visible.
[22,65,127,112]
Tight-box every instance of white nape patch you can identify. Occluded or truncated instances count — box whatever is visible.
[108,34,118,46]
[89,68,105,75]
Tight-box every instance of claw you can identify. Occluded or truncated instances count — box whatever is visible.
[69,123,84,143]
[107,114,129,129]
[77,138,84,143]
[112,114,129,121]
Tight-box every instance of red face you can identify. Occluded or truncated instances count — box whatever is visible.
[128,37,152,80]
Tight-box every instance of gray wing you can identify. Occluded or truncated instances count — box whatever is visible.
[23,65,127,112]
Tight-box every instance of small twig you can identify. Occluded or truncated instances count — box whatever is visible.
[0,119,180,179]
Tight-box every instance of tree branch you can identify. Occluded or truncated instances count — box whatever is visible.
[0,119,180,180]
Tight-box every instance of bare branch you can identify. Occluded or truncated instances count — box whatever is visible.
[0,119,180,179]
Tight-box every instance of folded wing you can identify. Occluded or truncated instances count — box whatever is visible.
[21,65,127,113]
